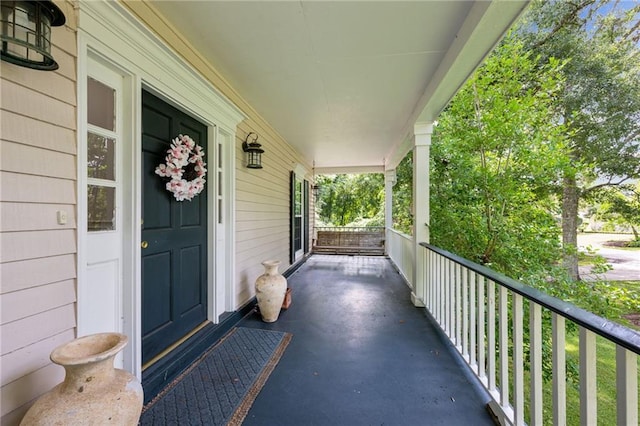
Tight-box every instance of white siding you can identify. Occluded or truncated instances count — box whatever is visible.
[234,122,312,307]
[0,1,78,424]
[0,203,76,232]
[1,254,76,294]
[1,141,76,179]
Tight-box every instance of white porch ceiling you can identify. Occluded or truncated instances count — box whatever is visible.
[151,1,528,171]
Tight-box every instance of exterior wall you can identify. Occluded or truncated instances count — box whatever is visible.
[235,123,312,306]
[124,1,314,310]
[0,2,79,424]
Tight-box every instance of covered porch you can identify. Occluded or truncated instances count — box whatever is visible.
[4,1,640,424]
[148,247,640,425]
[228,255,494,425]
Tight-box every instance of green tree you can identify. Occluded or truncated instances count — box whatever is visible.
[519,0,640,279]
[316,173,384,226]
[430,37,569,277]
[392,151,413,235]
[594,183,640,241]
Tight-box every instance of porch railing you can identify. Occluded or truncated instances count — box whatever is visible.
[421,243,640,425]
[313,226,385,255]
[387,228,414,287]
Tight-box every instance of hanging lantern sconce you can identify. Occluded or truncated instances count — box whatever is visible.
[0,1,66,71]
[242,132,264,169]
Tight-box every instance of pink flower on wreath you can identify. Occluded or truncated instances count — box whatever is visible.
[155,163,168,177]
[169,165,183,178]
[169,146,182,161]
[181,135,195,150]
[167,179,185,192]
[155,134,207,201]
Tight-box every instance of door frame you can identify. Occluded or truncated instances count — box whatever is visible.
[290,164,309,263]
[77,55,127,367]
[77,1,245,379]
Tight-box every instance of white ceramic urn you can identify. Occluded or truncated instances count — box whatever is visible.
[20,333,143,425]
[255,260,288,322]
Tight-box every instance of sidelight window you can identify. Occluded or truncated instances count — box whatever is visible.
[87,77,118,231]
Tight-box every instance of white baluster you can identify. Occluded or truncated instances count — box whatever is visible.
[616,345,638,426]
[445,259,451,337]
[530,303,543,425]
[488,279,496,393]
[449,260,455,339]
[438,255,444,325]
[462,266,469,361]
[469,271,477,373]
[499,286,509,408]
[478,274,486,381]
[427,250,433,311]
[513,293,524,425]
[579,327,597,426]
[553,314,566,426]
[455,264,462,350]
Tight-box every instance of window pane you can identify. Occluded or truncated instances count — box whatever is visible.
[88,77,115,131]
[295,180,302,216]
[87,132,115,180]
[88,185,115,231]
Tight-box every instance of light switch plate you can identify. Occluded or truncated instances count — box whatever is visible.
[57,210,68,225]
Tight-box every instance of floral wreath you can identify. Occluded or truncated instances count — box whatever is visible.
[155,134,207,201]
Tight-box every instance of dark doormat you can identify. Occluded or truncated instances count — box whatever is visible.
[140,327,292,426]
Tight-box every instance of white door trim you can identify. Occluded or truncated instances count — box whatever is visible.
[78,56,126,348]
[77,1,245,379]
[292,164,308,262]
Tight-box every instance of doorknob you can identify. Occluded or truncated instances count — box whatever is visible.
[141,241,149,249]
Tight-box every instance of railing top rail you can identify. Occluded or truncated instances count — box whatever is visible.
[316,226,385,232]
[421,242,640,355]
[387,228,412,239]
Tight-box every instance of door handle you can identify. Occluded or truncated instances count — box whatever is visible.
[141,241,149,249]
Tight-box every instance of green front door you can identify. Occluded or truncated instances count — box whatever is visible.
[141,90,208,364]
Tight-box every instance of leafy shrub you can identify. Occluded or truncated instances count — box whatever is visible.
[627,239,640,248]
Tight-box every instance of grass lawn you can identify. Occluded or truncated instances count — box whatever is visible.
[522,325,640,426]
[613,280,640,292]
[522,281,640,425]
[611,245,640,251]
[563,333,640,425]
[577,252,598,266]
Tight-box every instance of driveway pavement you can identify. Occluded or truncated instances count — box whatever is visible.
[577,233,640,281]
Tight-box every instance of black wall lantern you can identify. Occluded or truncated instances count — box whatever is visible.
[242,132,264,169]
[1,1,66,71]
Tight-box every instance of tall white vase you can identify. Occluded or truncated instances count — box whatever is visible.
[255,260,287,322]
[20,333,143,425]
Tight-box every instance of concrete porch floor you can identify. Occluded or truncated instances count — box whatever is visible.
[238,255,494,425]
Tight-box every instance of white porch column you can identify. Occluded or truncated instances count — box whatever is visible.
[384,169,396,255]
[411,122,433,307]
